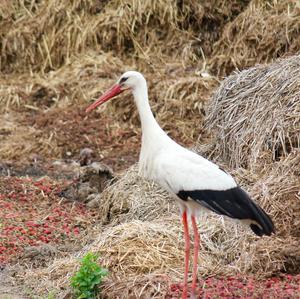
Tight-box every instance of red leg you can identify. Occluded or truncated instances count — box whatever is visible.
[182,210,190,299]
[191,215,200,298]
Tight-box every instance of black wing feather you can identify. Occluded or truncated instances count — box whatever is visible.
[177,186,275,237]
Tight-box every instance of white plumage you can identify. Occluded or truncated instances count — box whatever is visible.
[86,71,274,299]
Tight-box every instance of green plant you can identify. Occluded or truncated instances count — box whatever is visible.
[71,252,108,299]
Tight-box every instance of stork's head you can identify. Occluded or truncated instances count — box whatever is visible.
[86,71,146,113]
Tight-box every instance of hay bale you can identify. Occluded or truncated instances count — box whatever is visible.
[205,55,300,169]
[210,0,300,76]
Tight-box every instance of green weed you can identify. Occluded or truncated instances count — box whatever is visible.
[70,252,108,299]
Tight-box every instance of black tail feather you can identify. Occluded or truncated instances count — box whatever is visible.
[177,186,275,236]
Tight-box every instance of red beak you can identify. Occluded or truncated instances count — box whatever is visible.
[86,84,124,113]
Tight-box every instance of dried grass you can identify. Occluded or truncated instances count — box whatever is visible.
[0,113,60,161]
[18,154,299,297]
[95,166,176,225]
[210,0,300,76]
[205,55,300,169]
[0,0,112,72]
[0,0,248,73]
[250,150,300,238]
[0,51,124,112]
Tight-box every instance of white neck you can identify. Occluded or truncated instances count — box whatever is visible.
[132,81,165,139]
[131,75,177,177]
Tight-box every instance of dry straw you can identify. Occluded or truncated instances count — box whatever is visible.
[210,0,300,75]
[0,51,124,111]
[0,51,127,162]
[0,0,248,73]
[19,153,299,297]
[206,55,300,170]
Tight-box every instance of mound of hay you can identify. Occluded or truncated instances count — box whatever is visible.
[18,157,299,297]
[94,166,176,225]
[206,55,300,169]
[210,0,300,75]
[0,0,248,73]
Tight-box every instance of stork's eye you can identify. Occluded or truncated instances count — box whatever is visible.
[120,77,128,84]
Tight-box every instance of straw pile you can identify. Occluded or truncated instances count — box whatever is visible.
[18,163,296,297]
[206,55,300,169]
[0,0,248,73]
[210,0,300,75]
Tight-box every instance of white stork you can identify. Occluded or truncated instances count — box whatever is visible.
[86,71,275,299]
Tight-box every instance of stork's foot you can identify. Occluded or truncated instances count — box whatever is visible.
[182,286,197,299]
[182,287,188,299]
[190,288,197,299]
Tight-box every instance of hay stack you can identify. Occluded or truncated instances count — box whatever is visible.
[210,0,300,75]
[0,0,248,73]
[206,55,300,169]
